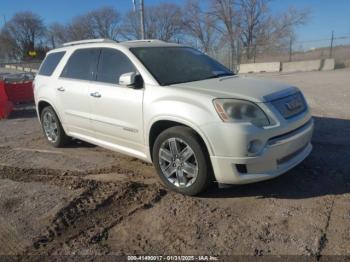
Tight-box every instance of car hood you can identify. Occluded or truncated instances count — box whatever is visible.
[170,75,299,103]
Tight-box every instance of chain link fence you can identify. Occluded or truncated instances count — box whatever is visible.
[209,33,350,71]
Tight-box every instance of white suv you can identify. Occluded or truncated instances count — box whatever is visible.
[34,39,313,195]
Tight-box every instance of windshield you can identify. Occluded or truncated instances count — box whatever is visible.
[130,47,234,86]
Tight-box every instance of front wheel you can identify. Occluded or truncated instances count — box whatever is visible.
[152,126,213,195]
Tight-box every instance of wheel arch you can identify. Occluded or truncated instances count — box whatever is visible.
[148,118,214,162]
[37,100,66,132]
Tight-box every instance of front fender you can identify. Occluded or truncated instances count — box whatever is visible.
[144,96,219,157]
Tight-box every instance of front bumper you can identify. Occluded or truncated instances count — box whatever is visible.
[205,117,314,184]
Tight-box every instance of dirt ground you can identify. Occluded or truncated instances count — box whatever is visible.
[0,68,349,259]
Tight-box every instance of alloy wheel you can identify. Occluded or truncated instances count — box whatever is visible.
[42,111,59,143]
[159,137,199,188]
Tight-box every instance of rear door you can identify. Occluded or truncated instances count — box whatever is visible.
[89,48,145,157]
[57,48,100,137]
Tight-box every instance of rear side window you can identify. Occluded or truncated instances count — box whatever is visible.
[97,48,136,84]
[38,51,65,76]
[60,48,100,81]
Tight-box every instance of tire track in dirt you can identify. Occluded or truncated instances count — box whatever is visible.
[27,181,167,255]
[0,146,153,180]
[0,163,167,256]
[0,163,149,184]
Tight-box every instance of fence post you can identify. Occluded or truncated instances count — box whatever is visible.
[329,30,334,58]
[236,39,241,68]
[253,44,257,63]
[289,38,293,62]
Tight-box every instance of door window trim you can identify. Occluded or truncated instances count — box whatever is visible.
[58,47,144,89]
[59,48,101,81]
[38,51,66,76]
[95,47,139,86]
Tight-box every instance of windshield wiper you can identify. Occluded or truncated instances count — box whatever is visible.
[206,73,235,79]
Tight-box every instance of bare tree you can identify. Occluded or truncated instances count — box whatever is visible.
[46,6,121,47]
[183,0,218,53]
[65,15,96,41]
[209,0,310,64]
[269,7,310,41]
[0,28,17,60]
[238,0,269,59]
[0,3,310,63]
[146,3,183,41]
[210,0,240,69]
[1,11,45,59]
[238,1,310,60]
[121,3,183,41]
[87,6,121,40]
[120,10,141,40]
[46,23,68,48]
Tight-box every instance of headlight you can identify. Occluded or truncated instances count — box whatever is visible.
[213,99,270,127]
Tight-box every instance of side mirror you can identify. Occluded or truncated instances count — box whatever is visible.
[119,72,143,89]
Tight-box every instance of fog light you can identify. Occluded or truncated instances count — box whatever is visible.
[247,139,262,154]
[236,164,247,174]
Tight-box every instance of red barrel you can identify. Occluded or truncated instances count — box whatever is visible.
[0,81,13,119]
[4,81,34,104]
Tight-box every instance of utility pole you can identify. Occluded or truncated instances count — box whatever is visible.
[131,0,145,39]
[140,0,145,39]
[329,30,334,58]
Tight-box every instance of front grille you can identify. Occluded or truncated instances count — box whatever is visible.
[268,119,312,146]
[271,92,306,119]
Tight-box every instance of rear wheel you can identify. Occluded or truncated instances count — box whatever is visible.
[153,126,212,195]
[41,106,70,147]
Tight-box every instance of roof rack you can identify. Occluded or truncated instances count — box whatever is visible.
[62,38,117,47]
[123,39,166,43]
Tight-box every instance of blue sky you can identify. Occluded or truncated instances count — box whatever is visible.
[1,0,350,44]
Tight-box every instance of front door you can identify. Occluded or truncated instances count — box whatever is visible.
[89,48,145,158]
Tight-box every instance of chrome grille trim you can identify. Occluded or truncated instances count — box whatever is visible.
[271,92,307,119]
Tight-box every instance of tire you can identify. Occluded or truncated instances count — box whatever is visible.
[40,106,70,147]
[152,126,213,196]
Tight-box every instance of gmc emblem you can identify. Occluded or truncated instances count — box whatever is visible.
[285,97,303,111]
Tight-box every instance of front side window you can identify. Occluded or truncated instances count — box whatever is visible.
[96,48,137,84]
[38,51,65,76]
[130,47,233,86]
[60,48,100,81]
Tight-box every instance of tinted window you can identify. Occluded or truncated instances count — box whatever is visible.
[130,47,233,86]
[60,48,100,80]
[97,49,136,84]
[38,51,65,76]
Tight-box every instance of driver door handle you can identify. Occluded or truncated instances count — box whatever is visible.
[90,92,101,98]
[57,87,65,92]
